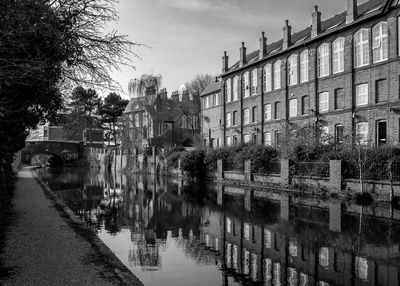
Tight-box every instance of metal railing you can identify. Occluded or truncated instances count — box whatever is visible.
[345,161,400,181]
[293,161,330,177]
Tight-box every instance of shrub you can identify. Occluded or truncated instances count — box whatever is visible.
[180,149,206,179]
[167,151,187,169]
[204,146,240,171]
[234,144,279,174]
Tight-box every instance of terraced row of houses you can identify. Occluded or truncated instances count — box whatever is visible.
[201,0,400,148]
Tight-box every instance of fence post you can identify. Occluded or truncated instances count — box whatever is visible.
[217,159,224,179]
[329,160,342,190]
[244,188,253,211]
[280,159,290,185]
[244,160,252,181]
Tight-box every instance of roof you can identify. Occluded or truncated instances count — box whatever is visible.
[200,81,222,97]
[225,0,388,74]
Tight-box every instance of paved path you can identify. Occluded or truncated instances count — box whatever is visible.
[0,168,120,286]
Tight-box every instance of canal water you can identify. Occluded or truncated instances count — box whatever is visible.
[37,167,400,286]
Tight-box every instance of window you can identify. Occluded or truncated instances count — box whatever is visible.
[226,79,232,102]
[244,72,250,97]
[356,84,368,106]
[289,239,297,257]
[233,111,237,126]
[134,113,140,127]
[264,104,271,121]
[265,259,273,284]
[251,69,258,95]
[334,88,344,109]
[226,112,231,127]
[215,93,220,106]
[356,122,368,145]
[355,257,368,281]
[318,43,330,77]
[302,95,310,115]
[226,136,232,146]
[372,22,388,63]
[354,29,369,67]
[289,99,297,117]
[252,133,257,142]
[274,60,281,89]
[244,223,250,240]
[333,37,344,73]
[300,50,309,83]
[252,106,257,122]
[264,64,272,91]
[376,79,387,103]
[243,108,250,124]
[319,92,329,112]
[216,138,220,148]
[264,132,272,146]
[233,76,239,101]
[273,263,281,286]
[274,102,281,119]
[251,253,258,281]
[320,125,329,143]
[275,131,283,147]
[243,250,250,275]
[233,135,238,145]
[335,124,344,143]
[205,96,210,108]
[319,247,329,268]
[377,120,387,145]
[288,54,298,85]
[264,229,272,248]
[232,245,238,269]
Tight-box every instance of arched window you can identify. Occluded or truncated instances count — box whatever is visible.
[232,76,239,101]
[225,78,232,102]
[300,50,309,83]
[263,64,272,91]
[354,28,369,67]
[318,43,330,77]
[273,60,281,90]
[288,54,298,85]
[332,37,344,73]
[372,22,388,63]
[251,68,258,95]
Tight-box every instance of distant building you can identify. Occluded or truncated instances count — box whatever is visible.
[200,81,222,148]
[203,0,400,148]
[123,83,200,153]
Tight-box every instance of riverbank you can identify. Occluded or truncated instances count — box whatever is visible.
[0,167,142,286]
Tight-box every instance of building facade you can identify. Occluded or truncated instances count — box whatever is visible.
[123,86,200,153]
[200,81,223,148]
[208,0,400,148]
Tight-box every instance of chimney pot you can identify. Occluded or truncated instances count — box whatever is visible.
[222,51,229,73]
[259,31,267,59]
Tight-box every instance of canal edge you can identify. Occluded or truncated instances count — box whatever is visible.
[31,168,143,286]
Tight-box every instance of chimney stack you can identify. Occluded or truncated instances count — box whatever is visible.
[222,51,229,73]
[259,32,267,60]
[346,0,357,24]
[311,5,321,38]
[239,42,247,67]
[283,20,292,50]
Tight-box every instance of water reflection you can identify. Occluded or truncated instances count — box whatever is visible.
[38,167,400,286]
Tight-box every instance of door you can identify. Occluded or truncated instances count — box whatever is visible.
[377,121,387,146]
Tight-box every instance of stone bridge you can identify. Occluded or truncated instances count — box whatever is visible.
[22,140,83,166]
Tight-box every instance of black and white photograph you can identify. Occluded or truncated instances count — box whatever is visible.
[2,0,400,285]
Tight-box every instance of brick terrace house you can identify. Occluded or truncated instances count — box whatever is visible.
[200,81,222,148]
[123,86,200,154]
[207,0,400,148]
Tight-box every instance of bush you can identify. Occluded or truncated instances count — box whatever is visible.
[180,149,206,179]
[234,144,279,174]
[167,151,187,169]
[204,146,240,171]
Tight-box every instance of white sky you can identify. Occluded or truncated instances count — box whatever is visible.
[109,0,367,98]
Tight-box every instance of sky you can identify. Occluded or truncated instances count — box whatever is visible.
[109,0,367,98]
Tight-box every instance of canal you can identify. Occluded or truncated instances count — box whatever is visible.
[37,167,400,286]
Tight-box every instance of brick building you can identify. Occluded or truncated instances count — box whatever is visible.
[123,85,200,153]
[203,0,400,148]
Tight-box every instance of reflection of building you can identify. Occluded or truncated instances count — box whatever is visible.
[123,83,200,154]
